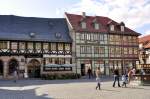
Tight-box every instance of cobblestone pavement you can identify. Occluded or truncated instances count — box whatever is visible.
[0,78,150,99]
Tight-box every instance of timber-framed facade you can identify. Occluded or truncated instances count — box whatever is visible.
[0,15,72,79]
[65,12,140,76]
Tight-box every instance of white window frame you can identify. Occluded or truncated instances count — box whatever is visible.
[121,26,124,32]
[81,22,86,29]
[94,23,99,30]
[110,25,114,31]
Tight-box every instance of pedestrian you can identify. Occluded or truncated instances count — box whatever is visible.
[131,67,136,75]
[141,68,145,75]
[13,70,18,83]
[87,67,92,79]
[128,70,131,84]
[121,73,128,88]
[113,67,121,87]
[95,67,101,90]
[131,67,136,80]
[128,69,133,84]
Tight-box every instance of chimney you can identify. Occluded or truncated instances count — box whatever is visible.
[82,12,86,18]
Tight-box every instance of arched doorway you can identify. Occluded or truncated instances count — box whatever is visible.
[27,59,41,78]
[0,60,4,76]
[8,59,19,75]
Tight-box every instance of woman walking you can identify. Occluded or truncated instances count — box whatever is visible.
[95,67,101,90]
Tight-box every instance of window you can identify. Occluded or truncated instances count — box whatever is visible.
[129,48,133,54]
[65,58,71,64]
[80,46,85,54]
[121,26,124,31]
[132,36,137,43]
[11,42,18,50]
[128,36,132,41]
[28,42,33,50]
[80,33,85,40]
[51,43,56,51]
[58,58,65,64]
[91,34,94,41]
[99,34,104,41]
[87,46,91,53]
[36,43,41,50]
[58,43,63,50]
[81,22,86,29]
[0,41,7,49]
[93,34,99,41]
[134,48,138,54]
[80,46,91,54]
[115,47,121,55]
[94,46,99,54]
[65,44,70,50]
[115,35,120,41]
[110,47,115,54]
[110,25,114,31]
[99,47,104,54]
[124,48,128,54]
[123,36,128,41]
[43,43,49,50]
[109,35,114,41]
[19,42,25,50]
[94,46,104,54]
[51,58,56,64]
[94,23,99,30]
[87,34,91,40]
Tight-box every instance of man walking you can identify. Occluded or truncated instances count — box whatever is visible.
[113,67,121,87]
[87,67,92,79]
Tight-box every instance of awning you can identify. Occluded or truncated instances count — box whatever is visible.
[44,64,60,67]
[60,64,75,67]
[44,64,74,67]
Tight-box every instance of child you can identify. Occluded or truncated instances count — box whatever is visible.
[122,74,128,87]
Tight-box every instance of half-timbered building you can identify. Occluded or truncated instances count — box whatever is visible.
[0,15,72,78]
[65,12,140,76]
[139,35,150,64]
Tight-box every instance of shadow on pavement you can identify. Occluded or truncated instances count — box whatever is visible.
[0,88,53,99]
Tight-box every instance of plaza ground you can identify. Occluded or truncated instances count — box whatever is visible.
[0,77,150,99]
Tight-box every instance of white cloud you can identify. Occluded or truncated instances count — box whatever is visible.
[145,30,150,35]
[139,30,150,37]
[65,0,150,30]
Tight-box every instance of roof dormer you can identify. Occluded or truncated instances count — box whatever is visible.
[107,20,115,31]
[120,22,125,32]
[92,17,99,30]
[81,21,86,29]
[110,25,114,31]
[80,12,86,29]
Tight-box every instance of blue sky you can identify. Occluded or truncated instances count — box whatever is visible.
[0,0,149,36]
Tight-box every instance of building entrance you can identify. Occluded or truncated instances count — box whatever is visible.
[0,60,3,76]
[27,59,41,78]
[81,64,85,76]
[8,59,19,75]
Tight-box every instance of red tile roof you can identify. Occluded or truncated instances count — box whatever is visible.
[139,35,150,43]
[144,42,150,49]
[139,35,150,48]
[65,12,140,36]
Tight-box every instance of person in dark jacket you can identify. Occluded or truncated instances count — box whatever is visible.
[113,67,121,87]
[87,67,92,79]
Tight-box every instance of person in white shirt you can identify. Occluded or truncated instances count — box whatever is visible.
[95,67,101,90]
